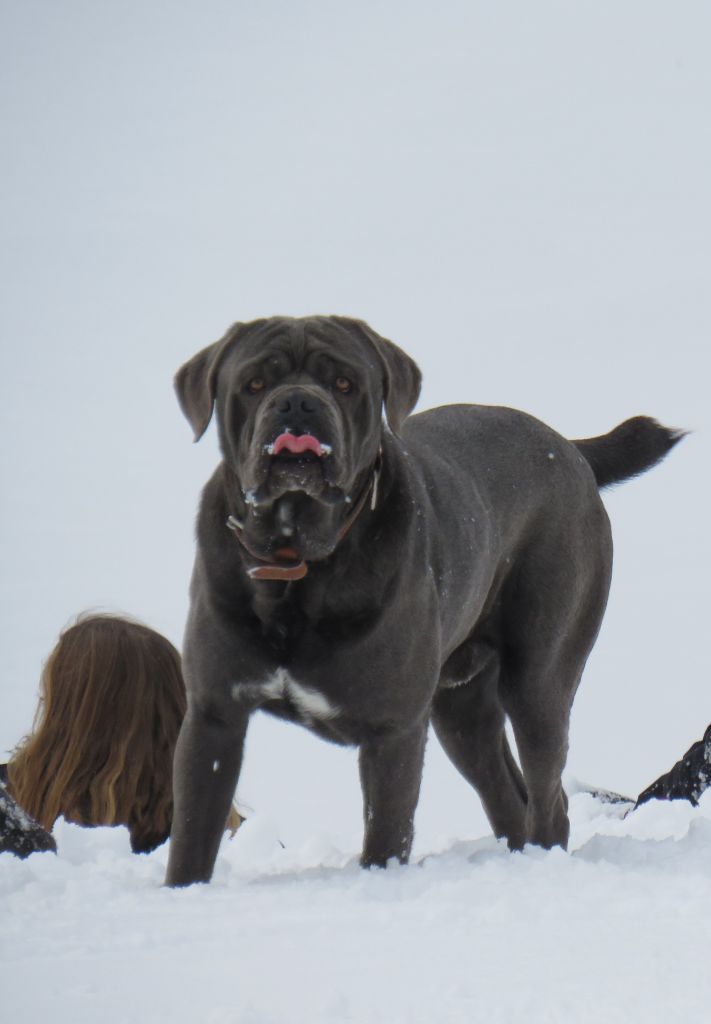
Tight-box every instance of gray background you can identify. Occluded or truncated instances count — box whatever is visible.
[2,0,709,848]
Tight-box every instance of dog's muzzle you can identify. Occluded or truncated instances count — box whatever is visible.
[245,387,343,504]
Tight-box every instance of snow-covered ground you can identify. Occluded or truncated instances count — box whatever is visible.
[4,791,711,1023]
[3,1,711,1020]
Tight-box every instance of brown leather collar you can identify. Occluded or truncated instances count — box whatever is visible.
[226,453,381,582]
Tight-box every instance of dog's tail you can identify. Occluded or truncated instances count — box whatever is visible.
[573,416,686,490]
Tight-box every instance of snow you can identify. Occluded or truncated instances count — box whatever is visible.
[3,792,711,1022]
[3,0,711,1020]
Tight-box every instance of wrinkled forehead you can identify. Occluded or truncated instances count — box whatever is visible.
[229,316,380,373]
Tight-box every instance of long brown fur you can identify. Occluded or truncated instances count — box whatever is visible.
[7,614,240,852]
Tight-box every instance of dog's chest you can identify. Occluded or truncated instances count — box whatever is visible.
[237,667,340,725]
[252,575,376,655]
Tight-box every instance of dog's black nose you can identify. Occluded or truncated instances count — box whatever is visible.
[276,390,317,416]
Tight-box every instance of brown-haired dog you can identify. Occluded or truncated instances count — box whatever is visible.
[5,614,240,853]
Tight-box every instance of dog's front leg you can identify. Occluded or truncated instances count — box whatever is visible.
[358,721,428,867]
[165,704,248,887]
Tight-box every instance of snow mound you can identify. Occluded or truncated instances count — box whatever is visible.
[2,791,711,1023]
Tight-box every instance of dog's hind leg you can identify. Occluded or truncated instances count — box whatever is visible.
[499,517,612,851]
[499,677,574,850]
[358,721,429,867]
[432,654,528,850]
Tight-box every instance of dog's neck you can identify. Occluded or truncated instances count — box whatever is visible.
[213,440,411,645]
[224,450,381,584]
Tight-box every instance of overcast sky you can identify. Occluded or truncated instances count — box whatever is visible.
[2,0,710,846]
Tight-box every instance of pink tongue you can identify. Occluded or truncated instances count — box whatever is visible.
[272,432,324,456]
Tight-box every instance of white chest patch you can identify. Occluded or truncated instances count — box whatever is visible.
[232,668,340,723]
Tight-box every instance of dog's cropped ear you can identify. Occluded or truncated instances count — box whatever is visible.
[347,320,422,433]
[174,323,246,441]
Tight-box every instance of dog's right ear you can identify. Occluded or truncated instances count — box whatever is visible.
[174,323,246,442]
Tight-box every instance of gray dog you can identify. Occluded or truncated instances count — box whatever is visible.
[166,316,681,886]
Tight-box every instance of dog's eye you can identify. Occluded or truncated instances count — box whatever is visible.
[247,378,265,394]
[334,377,352,394]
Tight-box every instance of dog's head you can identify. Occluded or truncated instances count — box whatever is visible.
[175,316,421,563]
